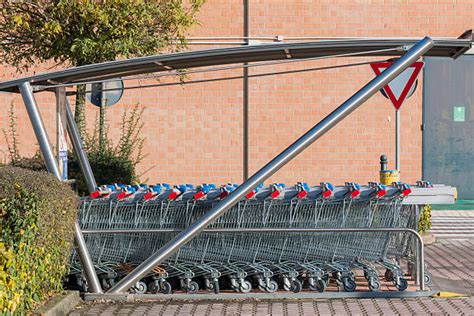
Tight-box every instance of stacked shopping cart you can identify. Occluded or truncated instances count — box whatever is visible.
[70,181,428,294]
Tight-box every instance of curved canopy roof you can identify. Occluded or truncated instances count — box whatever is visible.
[0,33,472,93]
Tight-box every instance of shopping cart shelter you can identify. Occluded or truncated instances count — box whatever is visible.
[0,34,471,298]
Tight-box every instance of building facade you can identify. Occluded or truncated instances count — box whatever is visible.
[0,1,473,190]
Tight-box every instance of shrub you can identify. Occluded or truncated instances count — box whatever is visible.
[2,101,146,196]
[9,153,47,172]
[69,105,146,195]
[0,166,78,314]
[418,204,432,234]
[69,149,135,195]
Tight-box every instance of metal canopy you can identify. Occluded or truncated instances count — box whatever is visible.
[0,35,472,93]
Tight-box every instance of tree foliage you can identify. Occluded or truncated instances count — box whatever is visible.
[70,105,147,195]
[0,0,204,138]
[0,0,204,68]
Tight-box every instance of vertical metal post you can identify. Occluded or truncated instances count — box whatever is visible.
[19,82,61,179]
[242,0,249,180]
[99,83,107,151]
[74,221,103,293]
[56,88,69,180]
[396,109,400,170]
[108,37,434,293]
[56,89,61,171]
[64,97,97,193]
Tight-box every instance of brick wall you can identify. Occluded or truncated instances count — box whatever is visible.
[0,1,472,187]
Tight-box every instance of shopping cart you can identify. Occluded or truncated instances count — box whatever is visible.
[71,181,420,294]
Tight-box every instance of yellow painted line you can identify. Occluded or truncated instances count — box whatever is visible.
[432,292,467,298]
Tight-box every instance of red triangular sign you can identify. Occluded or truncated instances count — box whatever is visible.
[371,61,424,110]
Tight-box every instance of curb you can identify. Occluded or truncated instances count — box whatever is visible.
[84,291,436,302]
[34,291,82,316]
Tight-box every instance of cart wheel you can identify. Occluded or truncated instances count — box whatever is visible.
[323,274,330,286]
[187,281,199,294]
[133,281,147,294]
[384,269,394,281]
[396,278,408,291]
[213,280,220,294]
[148,281,158,294]
[76,277,88,293]
[424,272,432,285]
[231,283,240,292]
[160,281,172,294]
[368,278,381,292]
[266,280,278,293]
[101,278,110,290]
[309,279,326,293]
[240,280,252,293]
[290,279,303,293]
[342,278,356,292]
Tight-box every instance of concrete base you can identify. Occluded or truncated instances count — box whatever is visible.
[34,291,82,316]
[84,290,436,302]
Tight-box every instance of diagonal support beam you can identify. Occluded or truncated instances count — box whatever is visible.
[109,37,434,293]
[19,84,103,293]
[62,92,98,192]
[19,82,61,178]
[54,88,102,293]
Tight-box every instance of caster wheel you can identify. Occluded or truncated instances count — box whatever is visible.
[385,269,394,282]
[323,275,330,286]
[424,272,432,285]
[187,281,199,294]
[148,282,158,294]
[101,279,111,291]
[133,281,147,294]
[342,278,356,292]
[240,280,252,293]
[266,280,278,293]
[396,278,408,291]
[160,281,172,294]
[368,278,381,292]
[290,279,303,293]
[309,279,327,293]
[213,280,220,294]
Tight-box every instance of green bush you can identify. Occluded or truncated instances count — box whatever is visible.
[69,105,146,195]
[418,204,432,234]
[3,101,146,196]
[69,150,136,195]
[0,166,78,314]
[9,153,47,172]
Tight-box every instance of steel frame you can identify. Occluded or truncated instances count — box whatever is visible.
[12,36,442,294]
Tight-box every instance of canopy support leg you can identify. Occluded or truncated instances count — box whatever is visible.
[19,83,102,293]
[58,89,98,192]
[19,82,61,178]
[56,88,102,293]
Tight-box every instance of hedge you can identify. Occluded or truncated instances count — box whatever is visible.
[0,166,78,314]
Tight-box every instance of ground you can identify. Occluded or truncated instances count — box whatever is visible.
[70,210,474,315]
